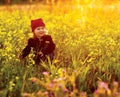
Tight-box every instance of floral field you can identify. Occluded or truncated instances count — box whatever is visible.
[0,2,120,97]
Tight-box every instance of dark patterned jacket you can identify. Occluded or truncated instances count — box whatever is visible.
[21,35,55,63]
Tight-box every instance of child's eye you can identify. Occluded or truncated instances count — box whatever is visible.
[37,28,40,30]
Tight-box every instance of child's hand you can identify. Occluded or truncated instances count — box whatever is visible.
[18,54,23,60]
[37,51,44,57]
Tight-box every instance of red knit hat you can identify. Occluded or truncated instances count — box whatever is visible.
[31,18,45,32]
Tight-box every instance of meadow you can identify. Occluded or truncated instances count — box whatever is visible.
[0,2,120,97]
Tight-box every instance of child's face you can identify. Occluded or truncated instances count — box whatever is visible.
[34,26,45,38]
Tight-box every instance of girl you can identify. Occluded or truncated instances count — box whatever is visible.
[20,18,55,64]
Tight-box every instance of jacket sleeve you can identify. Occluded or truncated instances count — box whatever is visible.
[42,36,55,55]
[21,38,34,59]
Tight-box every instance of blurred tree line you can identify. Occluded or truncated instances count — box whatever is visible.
[0,0,41,5]
[0,0,118,5]
[0,0,59,5]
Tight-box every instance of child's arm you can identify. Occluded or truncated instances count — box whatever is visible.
[20,38,34,59]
